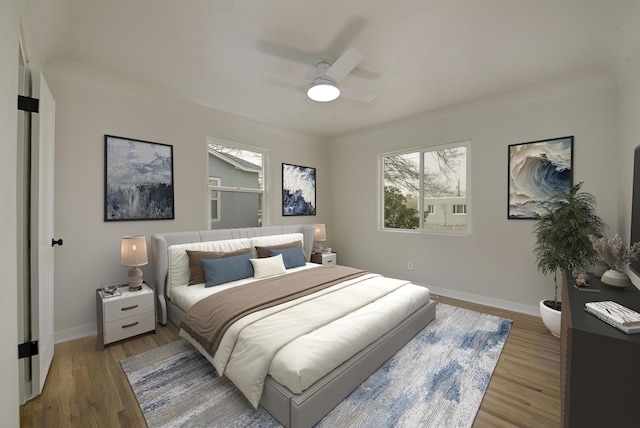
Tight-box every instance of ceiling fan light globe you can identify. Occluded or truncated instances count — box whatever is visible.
[307,83,340,102]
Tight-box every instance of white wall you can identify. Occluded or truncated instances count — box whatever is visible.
[330,71,620,314]
[0,0,21,425]
[615,5,640,287]
[43,60,329,341]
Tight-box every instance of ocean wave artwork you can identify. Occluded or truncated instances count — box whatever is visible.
[282,163,316,216]
[508,136,573,219]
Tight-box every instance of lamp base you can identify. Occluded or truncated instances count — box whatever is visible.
[313,241,324,254]
[127,267,143,291]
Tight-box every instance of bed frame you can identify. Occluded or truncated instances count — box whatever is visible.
[151,225,436,428]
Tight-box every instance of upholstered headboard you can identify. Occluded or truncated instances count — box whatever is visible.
[151,225,315,325]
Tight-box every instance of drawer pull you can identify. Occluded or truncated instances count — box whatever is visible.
[122,322,139,329]
[121,304,139,311]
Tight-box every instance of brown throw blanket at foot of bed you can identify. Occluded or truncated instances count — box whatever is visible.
[180,265,368,357]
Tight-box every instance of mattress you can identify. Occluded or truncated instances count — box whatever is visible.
[179,270,431,407]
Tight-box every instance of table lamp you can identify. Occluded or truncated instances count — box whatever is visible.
[313,224,326,253]
[121,235,148,291]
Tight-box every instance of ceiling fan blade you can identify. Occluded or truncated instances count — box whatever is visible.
[324,48,363,83]
[262,71,312,86]
[299,97,315,111]
[339,84,376,102]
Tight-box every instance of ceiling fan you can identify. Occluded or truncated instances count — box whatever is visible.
[262,47,376,108]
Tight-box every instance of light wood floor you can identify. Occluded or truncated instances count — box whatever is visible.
[20,296,560,428]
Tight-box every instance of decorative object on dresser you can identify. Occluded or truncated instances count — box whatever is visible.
[508,136,573,219]
[532,182,606,337]
[589,234,640,288]
[96,283,155,350]
[584,300,640,334]
[282,163,316,216]
[312,223,326,253]
[121,235,148,291]
[561,273,640,427]
[104,135,174,221]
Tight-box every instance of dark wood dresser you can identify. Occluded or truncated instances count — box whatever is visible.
[561,272,640,427]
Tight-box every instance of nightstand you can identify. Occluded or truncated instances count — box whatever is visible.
[96,283,156,350]
[311,252,337,266]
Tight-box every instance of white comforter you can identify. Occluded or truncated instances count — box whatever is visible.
[180,272,430,408]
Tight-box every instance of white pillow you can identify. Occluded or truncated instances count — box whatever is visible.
[167,238,251,294]
[251,254,287,279]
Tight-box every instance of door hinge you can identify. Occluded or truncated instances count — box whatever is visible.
[18,341,38,359]
[17,95,39,113]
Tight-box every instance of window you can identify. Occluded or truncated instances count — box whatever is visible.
[453,204,466,214]
[206,138,266,229]
[209,177,221,222]
[382,141,470,234]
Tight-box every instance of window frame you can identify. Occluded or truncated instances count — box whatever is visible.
[205,137,269,229]
[380,140,471,235]
[209,177,221,222]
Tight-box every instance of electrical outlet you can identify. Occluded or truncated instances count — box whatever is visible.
[408,261,414,270]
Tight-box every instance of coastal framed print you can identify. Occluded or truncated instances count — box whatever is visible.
[104,135,175,221]
[282,162,316,216]
[507,136,573,219]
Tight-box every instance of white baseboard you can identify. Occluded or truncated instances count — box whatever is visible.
[421,283,540,317]
[54,322,96,344]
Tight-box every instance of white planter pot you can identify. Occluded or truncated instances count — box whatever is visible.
[540,300,561,338]
[600,269,631,288]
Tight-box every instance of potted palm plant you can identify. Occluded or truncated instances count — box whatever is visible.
[532,182,606,337]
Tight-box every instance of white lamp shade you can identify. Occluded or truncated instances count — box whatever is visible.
[307,83,340,102]
[314,224,327,241]
[121,236,148,267]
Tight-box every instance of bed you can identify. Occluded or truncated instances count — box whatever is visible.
[151,224,436,428]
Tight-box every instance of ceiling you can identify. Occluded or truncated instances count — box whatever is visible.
[20,0,636,138]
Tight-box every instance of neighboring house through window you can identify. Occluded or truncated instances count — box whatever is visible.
[207,138,266,229]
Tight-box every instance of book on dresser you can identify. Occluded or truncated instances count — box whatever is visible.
[584,300,640,334]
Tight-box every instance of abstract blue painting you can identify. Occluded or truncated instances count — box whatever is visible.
[508,136,573,219]
[282,163,316,216]
[105,135,174,221]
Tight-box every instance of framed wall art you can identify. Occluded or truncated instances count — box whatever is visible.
[508,136,573,219]
[105,135,175,221]
[282,162,316,216]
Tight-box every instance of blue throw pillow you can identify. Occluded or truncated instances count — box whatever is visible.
[200,252,254,287]
[269,246,306,269]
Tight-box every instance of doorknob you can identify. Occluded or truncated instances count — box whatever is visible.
[51,238,63,247]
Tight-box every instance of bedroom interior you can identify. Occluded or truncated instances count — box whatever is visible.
[3,1,640,427]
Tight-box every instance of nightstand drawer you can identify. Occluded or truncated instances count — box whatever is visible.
[104,291,154,321]
[104,312,155,344]
[311,252,337,265]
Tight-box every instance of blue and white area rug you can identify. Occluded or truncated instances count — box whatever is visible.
[121,303,512,428]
